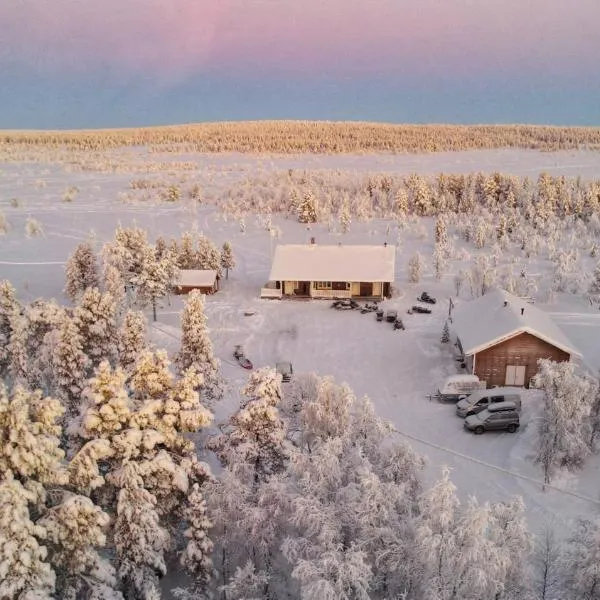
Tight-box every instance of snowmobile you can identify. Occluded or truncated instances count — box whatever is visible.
[233,345,253,369]
[418,291,437,304]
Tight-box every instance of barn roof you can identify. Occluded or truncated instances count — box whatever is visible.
[269,244,396,282]
[175,269,218,287]
[452,288,580,357]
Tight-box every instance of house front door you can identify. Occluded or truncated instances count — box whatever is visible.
[505,365,526,386]
[296,281,310,296]
[359,282,373,296]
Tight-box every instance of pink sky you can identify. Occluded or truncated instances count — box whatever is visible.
[2,0,599,80]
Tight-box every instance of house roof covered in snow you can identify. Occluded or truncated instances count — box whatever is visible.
[268,244,396,282]
[175,269,218,287]
[452,288,580,357]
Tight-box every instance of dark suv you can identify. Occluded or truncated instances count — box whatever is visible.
[464,402,520,435]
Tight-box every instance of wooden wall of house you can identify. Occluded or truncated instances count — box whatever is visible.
[174,284,216,295]
[473,332,570,388]
[283,281,297,295]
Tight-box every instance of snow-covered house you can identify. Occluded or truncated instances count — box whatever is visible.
[262,242,395,300]
[451,289,580,388]
[173,269,219,295]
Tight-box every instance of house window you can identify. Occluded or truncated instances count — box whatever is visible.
[314,281,332,290]
[332,281,350,291]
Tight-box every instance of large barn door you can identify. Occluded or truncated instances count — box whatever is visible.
[505,365,526,386]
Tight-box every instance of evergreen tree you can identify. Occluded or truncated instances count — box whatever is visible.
[435,215,448,245]
[408,252,425,284]
[64,241,100,303]
[587,263,600,307]
[339,200,352,233]
[197,234,222,275]
[73,287,118,369]
[52,315,89,421]
[174,290,222,402]
[441,321,450,343]
[131,243,178,322]
[0,280,21,379]
[297,189,318,223]
[117,310,147,372]
[221,241,235,280]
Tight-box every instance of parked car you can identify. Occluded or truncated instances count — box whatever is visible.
[435,374,486,402]
[276,361,294,382]
[464,402,520,434]
[456,387,523,418]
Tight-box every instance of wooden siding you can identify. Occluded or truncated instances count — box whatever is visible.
[472,332,570,388]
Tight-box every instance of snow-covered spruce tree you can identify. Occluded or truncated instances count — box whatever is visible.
[178,482,214,597]
[106,223,150,284]
[112,462,170,600]
[39,493,123,600]
[131,242,178,322]
[221,241,235,280]
[52,314,89,423]
[0,279,21,379]
[441,321,450,343]
[64,241,100,303]
[73,287,118,369]
[196,234,222,275]
[339,199,352,233]
[587,263,600,307]
[433,243,449,281]
[209,367,287,485]
[102,263,127,314]
[217,561,268,600]
[408,252,425,284]
[563,518,600,600]
[297,188,318,223]
[117,309,147,372]
[174,289,222,402]
[534,359,595,483]
[0,478,56,599]
[177,231,198,270]
[435,215,448,245]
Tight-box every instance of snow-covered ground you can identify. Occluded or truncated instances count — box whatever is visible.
[2,148,600,540]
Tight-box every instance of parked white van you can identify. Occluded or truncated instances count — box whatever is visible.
[456,387,523,418]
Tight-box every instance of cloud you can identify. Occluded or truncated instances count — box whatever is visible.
[1,0,598,81]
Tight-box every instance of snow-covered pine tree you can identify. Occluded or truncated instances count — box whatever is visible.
[196,234,222,275]
[441,321,450,343]
[210,367,286,484]
[39,493,123,600]
[103,263,127,314]
[534,359,594,483]
[64,241,100,303]
[73,287,118,369]
[117,310,147,372]
[174,290,222,402]
[221,241,235,280]
[0,478,56,599]
[408,252,425,284]
[113,462,170,600]
[6,313,29,386]
[52,314,89,422]
[180,483,214,594]
[435,215,448,245]
[339,199,352,233]
[297,189,318,223]
[178,231,198,270]
[131,242,178,322]
[587,263,600,307]
[0,279,21,379]
[433,243,449,280]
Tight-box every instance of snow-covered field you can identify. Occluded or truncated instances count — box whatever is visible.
[2,147,600,542]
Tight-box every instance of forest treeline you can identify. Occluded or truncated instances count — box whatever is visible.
[2,121,600,153]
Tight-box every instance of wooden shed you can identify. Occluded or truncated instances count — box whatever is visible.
[262,242,395,300]
[451,289,579,388]
[174,269,219,295]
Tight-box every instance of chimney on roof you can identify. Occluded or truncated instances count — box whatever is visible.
[521,307,525,315]
[503,301,508,307]
[384,242,387,247]
[310,237,315,245]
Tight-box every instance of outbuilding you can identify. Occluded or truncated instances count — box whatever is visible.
[261,241,395,300]
[173,269,219,295]
[451,289,580,388]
